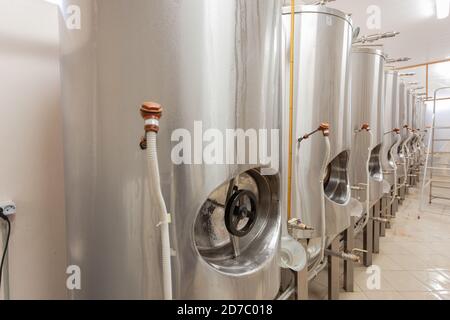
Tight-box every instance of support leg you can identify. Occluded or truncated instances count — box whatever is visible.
[380,197,387,236]
[328,237,340,300]
[344,217,355,292]
[373,201,381,254]
[296,266,309,301]
[363,208,373,267]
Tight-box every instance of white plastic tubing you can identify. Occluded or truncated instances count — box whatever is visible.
[146,131,173,300]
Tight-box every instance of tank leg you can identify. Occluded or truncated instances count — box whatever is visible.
[328,237,340,300]
[296,267,309,300]
[392,195,398,217]
[344,217,355,292]
[363,208,373,267]
[373,201,381,254]
[380,197,387,236]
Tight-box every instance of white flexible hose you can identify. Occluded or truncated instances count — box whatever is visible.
[146,132,173,300]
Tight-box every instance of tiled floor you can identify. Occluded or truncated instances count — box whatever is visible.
[310,187,450,300]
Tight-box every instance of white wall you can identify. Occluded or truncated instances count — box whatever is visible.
[0,0,66,299]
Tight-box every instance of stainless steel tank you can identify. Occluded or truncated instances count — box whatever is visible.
[281,5,353,243]
[59,0,282,300]
[349,47,386,208]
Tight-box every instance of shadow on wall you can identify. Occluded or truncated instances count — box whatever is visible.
[0,0,67,300]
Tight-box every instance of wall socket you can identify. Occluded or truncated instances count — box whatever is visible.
[0,201,16,216]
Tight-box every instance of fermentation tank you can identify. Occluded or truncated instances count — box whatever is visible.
[349,48,386,208]
[59,0,282,300]
[281,5,353,249]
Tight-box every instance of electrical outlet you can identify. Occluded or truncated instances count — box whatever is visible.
[0,201,16,216]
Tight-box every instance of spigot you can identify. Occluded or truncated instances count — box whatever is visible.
[325,249,361,263]
[288,218,314,231]
[371,217,389,223]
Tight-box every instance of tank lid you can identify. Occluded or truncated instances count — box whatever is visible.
[352,47,386,60]
[282,5,353,27]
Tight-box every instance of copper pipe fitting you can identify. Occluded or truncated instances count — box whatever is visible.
[140,102,163,133]
[361,123,370,131]
[393,128,401,134]
[318,122,330,137]
[298,123,331,142]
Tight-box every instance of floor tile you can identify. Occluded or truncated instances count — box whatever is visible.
[339,292,368,300]
[364,291,403,300]
[382,270,433,292]
[399,291,442,300]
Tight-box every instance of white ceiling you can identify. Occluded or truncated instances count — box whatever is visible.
[326,0,450,68]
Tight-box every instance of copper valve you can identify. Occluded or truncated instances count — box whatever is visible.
[139,102,163,150]
[393,128,400,134]
[298,122,330,142]
[355,123,370,133]
[318,122,330,137]
[140,102,163,133]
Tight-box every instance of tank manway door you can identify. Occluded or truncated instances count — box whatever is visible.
[194,169,279,271]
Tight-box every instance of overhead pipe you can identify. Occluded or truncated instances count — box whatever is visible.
[353,31,399,44]
[386,57,411,64]
[399,72,416,77]
[140,102,173,300]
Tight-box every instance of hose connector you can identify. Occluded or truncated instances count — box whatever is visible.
[140,102,163,134]
[355,123,371,133]
[140,102,163,150]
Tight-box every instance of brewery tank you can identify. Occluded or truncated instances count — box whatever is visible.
[349,47,386,208]
[281,5,353,246]
[59,0,282,300]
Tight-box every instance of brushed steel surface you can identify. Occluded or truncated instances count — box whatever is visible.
[349,48,385,207]
[382,70,400,185]
[59,0,282,300]
[281,5,353,241]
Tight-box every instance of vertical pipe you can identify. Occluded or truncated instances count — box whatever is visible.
[287,0,295,222]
